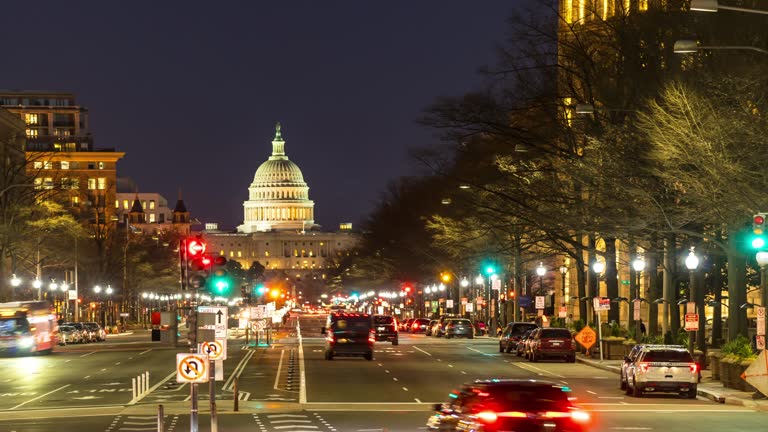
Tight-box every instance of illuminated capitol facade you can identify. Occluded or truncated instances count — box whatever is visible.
[204,123,358,278]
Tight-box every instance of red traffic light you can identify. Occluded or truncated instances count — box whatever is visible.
[404,285,412,293]
[186,238,207,257]
[201,256,212,267]
[755,215,765,225]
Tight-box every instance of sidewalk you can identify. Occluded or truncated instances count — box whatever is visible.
[576,353,768,410]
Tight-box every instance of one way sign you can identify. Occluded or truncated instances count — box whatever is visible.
[176,353,209,383]
[199,306,227,339]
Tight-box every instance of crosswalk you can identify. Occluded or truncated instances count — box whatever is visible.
[105,414,179,432]
[252,413,336,432]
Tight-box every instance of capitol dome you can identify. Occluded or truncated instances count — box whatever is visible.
[238,123,316,233]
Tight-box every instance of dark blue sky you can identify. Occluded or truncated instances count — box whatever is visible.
[1,1,521,230]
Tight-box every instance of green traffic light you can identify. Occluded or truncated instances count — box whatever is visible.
[753,237,766,249]
[484,265,496,275]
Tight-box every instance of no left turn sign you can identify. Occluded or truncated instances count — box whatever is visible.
[176,353,209,383]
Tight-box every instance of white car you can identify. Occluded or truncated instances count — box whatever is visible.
[625,346,698,398]
[620,344,685,390]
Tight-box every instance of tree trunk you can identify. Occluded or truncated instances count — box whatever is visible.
[728,226,748,341]
[605,237,619,324]
[712,250,725,348]
[647,234,660,337]
[666,233,680,336]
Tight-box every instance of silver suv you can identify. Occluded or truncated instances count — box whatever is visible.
[620,344,685,390]
[625,346,698,398]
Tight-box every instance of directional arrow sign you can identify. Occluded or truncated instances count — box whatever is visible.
[176,353,209,383]
[198,306,227,339]
[216,310,224,324]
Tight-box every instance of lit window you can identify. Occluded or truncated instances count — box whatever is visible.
[25,113,39,125]
[115,200,119,208]
[149,213,156,223]
[71,196,80,206]
[639,0,648,11]
[60,161,69,170]
[88,178,96,190]
[43,178,54,189]
[229,251,234,257]
[237,251,242,258]
[33,178,42,190]
[97,178,107,190]
[142,201,147,209]
[98,162,105,170]
[33,161,43,169]
[56,128,71,137]
[62,178,71,189]
[149,200,156,210]
[123,199,129,209]
[265,251,270,257]
[69,178,79,189]
[26,129,38,137]
[43,161,52,170]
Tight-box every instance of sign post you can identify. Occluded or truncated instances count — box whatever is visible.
[757,307,765,351]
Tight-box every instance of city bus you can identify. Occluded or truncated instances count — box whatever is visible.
[0,301,57,355]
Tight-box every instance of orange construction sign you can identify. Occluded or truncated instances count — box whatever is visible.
[575,326,597,351]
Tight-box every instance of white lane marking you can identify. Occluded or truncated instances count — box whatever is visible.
[115,362,121,365]
[461,371,467,374]
[64,360,71,363]
[274,349,285,390]
[599,397,625,399]
[385,370,390,374]
[128,370,176,405]
[80,351,95,357]
[587,390,597,395]
[402,387,409,392]
[267,414,309,418]
[466,347,486,355]
[84,376,90,379]
[100,368,107,372]
[271,419,312,423]
[298,318,307,405]
[448,365,454,368]
[11,385,70,410]
[436,359,442,362]
[393,378,398,381]
[513,362,566,379]
[223,349,255,391]
[139,349,152,355]
[413,346,432,357]
[378,363,383,367]
[414,398,422,403]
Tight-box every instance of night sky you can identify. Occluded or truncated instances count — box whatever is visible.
[1,1,521,230]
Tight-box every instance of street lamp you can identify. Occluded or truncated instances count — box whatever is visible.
[559,264,568,322]
[10,274,21,287]
[632,256,646,339]
[691,0,768,14]
[685,248,700,355]
[592,260,605,361]
[673,39,768,55]
[536,262,546,315]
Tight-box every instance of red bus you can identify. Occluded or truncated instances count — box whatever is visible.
[0,301,57,355]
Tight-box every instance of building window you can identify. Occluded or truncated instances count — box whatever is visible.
[69,178,79,189]
[33,161,43,169]
[98,162,105,170]
[55,128,71,137]
[61,178,71,189]
[71,196,80,206]
[149,213,156,223]
[88,178,96,190]
[123,199,129,209]
[88,163,95,169]
[43,178,54,189]
[237,251,242,258]
[97,178,107,190]
[43,161,52,170]
[149,200,156,210]
[33,178,42,190]
[24,113,39,125]
[60,161,69,170]
[229,251,234,257]
[265,251,270,257]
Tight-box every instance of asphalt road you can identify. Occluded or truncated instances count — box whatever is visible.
[0,315,764,431]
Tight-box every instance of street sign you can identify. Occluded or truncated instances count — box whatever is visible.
[518,296,531,308]
[465,303,473,312]
[176,353,209,383]
[575,326,597,351]
[741,349,768,397]
[686,301,696,315]
[199,340,226,361]
[757,335,766,351]
[446,299,454,308]
[757,307,765,337]
[558,306,567,318]
[68,290,77,300]
[492,279,501,290]
[633,299,641,320]
[684,313,699,331]
[461,297,468,305]
[535,296,545,310]
[594,297,611,311]
[199,306,227,339]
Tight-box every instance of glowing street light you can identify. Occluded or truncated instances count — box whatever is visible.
[10,274,21,287]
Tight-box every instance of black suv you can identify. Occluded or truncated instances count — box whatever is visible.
[373,315,399,345]
[499,322,539,353]
[322,313,374,360]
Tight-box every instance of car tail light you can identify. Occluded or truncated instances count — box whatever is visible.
[543,411,571,418]
[638,362,650,373]
[498,411,527,418]
[368,330,376,344]
[476,411,498,422]
[689,363,699,374]
[570,411,591,423]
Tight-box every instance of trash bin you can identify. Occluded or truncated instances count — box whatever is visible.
[151,329,161,341]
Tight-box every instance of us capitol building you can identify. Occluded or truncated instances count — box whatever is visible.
[203,123,358,283]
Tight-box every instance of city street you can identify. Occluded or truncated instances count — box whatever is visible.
[0,316,764,431]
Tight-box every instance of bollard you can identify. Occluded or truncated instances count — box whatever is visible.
[132,377,137,401]
[157,404,164,432]
[233,378,239,412]
[140,373,146,397]
[145,371,150,396]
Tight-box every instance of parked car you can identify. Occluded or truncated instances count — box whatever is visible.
[625,345,698,398]
[84,322,106,342]
[401,318,415,332]
[528,327,575,363]
[322,312,374,360]
[620,344,685,390]
[425,320,439,336]
[411,318,432,334]
[426,379,591,432]
[373,315,398,345]
[499,322,539,353]
[58,325,82,345]
[62,322,92,343]
[444,318,474,339]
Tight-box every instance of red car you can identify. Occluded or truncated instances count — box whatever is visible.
[411,318,431,333]
[528,328,576,363]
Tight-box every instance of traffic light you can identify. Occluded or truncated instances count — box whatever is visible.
[209,255,231,295]
[181,236,208,290]
[440,273,451,283]
[484,263,497,275]
[751,213,768,250]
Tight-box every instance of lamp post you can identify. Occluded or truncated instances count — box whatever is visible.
[593,260,605,361]
[685,249,700,355]
[560,265,568,324]
[106,285,114,327]
[632,257,646,340]
[756,251,768,341]
[475,274,484,321]
[460,277,469,318]
[536,262,546,316]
